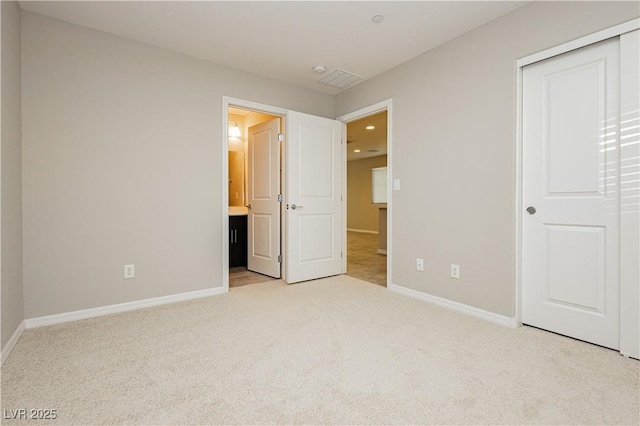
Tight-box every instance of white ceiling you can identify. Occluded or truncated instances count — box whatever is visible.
[19,1,528,95]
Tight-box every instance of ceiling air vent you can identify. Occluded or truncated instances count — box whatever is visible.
[317,69,363,90]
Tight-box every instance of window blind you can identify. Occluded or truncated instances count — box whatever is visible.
[371,166,387,203]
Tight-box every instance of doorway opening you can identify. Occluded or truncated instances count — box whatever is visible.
[226,105,283,289]
[338,100,392,288]
[224,96,370,291]
[345,111,388,287]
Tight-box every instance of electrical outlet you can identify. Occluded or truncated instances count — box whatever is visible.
[450,264,460,279]
[416,258,424,272]
[124,264,135,279]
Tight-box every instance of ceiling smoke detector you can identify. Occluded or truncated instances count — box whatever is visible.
[371,15,384,24]
[313,65,327,74]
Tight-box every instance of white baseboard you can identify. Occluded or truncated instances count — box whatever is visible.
[1,320,26,366]
[347,228,378,234]
[388,283,518,328]
[377,249,387,255]
[25,286,226,329]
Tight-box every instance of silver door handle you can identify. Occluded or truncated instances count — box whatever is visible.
[526,206,536,215]
[291,204,304,210]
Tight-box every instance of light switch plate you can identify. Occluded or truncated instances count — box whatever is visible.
[393,179,400,191]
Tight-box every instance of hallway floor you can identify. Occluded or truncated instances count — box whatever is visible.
[346,231,387,287]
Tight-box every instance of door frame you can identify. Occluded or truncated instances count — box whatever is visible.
[222,96,288,292]
[515,18,639,356]
[337,99,393,287]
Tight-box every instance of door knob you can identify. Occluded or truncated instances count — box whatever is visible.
[291,204,304,210]
[247,204,252,210]
[526,206,536,215]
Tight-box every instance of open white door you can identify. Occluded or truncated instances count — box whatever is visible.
[247,118,281,278]
[522,38,620,349]
[285,111,342,283]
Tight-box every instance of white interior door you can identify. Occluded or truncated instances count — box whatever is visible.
[247,118,281,278]
[285,111,342,283]
[522,38,620,349]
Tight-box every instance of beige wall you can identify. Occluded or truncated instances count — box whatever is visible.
[335,1,640,317]
[14,2,640,322]
[347,155,387,232]
[21,12,333,318]
[1,1,24,349]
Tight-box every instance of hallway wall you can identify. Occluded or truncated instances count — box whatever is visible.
[347,155,387,233]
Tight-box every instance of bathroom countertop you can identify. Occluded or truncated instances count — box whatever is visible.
[229,206,248,216]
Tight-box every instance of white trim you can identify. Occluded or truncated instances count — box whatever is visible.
[1,321,26,365]
[515,22,640,355]
[514,62,524,327]
[347,228,378,234]
[222,97,289,290]
[389,283,518,328]
[517,18,639,67]
[337,99,393,287]
[377,249,387,255]
[25,287,225,329]
[618,29,640,360]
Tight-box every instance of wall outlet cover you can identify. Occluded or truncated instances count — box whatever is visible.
[450,264,460,279]
[124,264,135,279]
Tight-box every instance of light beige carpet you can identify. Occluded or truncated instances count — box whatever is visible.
[1,275,638,425]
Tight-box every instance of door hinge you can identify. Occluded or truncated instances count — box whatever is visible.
[278,255,282,263]
[278,133,283,142]
[278,194,283,203]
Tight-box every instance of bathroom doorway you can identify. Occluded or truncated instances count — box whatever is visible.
[227,106,283,288]
[223,96,348,292]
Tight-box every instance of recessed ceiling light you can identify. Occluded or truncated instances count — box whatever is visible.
[354,149,361,153]
[366,125,375,130]
[371,15,384,24]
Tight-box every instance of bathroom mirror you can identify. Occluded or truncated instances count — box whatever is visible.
[228,151,245,207]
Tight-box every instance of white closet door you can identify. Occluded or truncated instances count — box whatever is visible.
[522,38,620,349]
